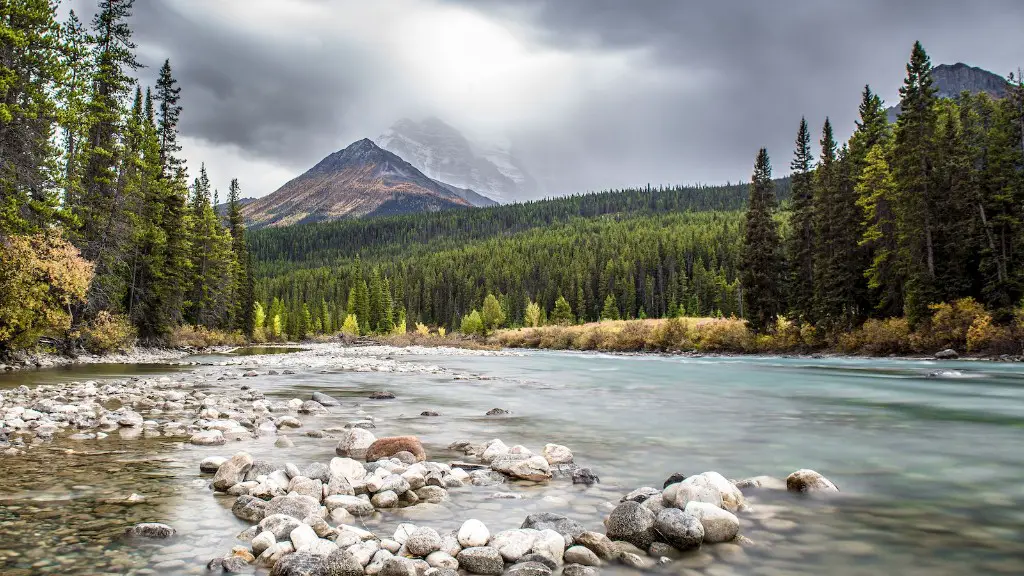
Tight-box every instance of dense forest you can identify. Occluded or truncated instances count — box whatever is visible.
[251,43,1024,354]
[0,0,254,354]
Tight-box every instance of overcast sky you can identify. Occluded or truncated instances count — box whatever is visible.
[70,0,1024,199]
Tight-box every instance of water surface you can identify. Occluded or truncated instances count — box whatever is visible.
[1,351,1022,575]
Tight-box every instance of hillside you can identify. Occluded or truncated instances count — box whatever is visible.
[241,139,492,228]
[886,62,1008,121]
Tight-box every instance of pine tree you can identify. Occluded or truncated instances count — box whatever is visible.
[601,293,620,321]
[154,59,183,179]
[0,0,63,235]
[550,295,574,325]
[891,41,940,326]
[740,148,783,333]
[368,267,384,333]
[352,264,370,334]
[227,178,253,334]
[785,118,815,322]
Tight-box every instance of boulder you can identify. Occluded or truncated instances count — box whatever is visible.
[369,391,396,400]
[365,436,426,463]
[474,441,505,465]
[371,490,398,508]
[269,551,328,576]
[336,428,376,458]
[406,527,443,557]
[786,469,839,493]
[563,546,601,567]
[571,468,600,485]
[683,501,739,543]
[458,519,490,547]
[521,513,585,546]
[654,508,703,551]
[232,494,269,523]
[456,547,504,575]
[605,501,656,550]
[506,456,551,481]
[425,551,458,569]
[265,494,322,520]
[380,557,417,576]
[622,487,660,503]
[252,531,277,556]
[289,477,324,500]
[325,549,364,576]
[489,529,536,563]
[530,530,565,565]
[662,472,687,488]
[200,456,227,473]
[124,522,175,539]
[304,462,331,483]
[324,495,375,517]
[541,444,573,465]
[260,514,304,541]
[671,481,723,510]
[330,457,367,481]
[562,565,598,576]
[214,454,255,492]
[574,532,616,561]
[312,392,341,406]
[190,429,225,446]
[300,400,329,415]
[506,562,552,576]
[935,348,959,360]
[734,475,787,491]
[290,524,320,550]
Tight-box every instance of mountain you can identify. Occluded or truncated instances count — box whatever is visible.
[242,139,491,228]
[377,117,538,203]
[886,62,1009,122]
[214,196,257,216]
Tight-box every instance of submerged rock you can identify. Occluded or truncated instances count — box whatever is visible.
[369,391,396,400]
[125,522,176,539]
[312,391,341,406]
[485,408,509,416]
[786,469,839,493]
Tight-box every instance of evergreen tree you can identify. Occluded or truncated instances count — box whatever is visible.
[891,41,940,326]
[786,118,815,322]
[352,264,370,334]
[227,178,253,334]
[857,143,903,316]
[0,0,63,235]
[154,59,183,178]
[368,267,384,333]
[550,295,574,325]
[740,148,783,333]
[601,293,620,321]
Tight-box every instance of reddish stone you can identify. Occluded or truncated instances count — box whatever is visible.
[364,436,426,462]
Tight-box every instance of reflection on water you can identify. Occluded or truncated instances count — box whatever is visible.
[0,352,1023,575]
[0,363,184,390]
[228,346,307,356]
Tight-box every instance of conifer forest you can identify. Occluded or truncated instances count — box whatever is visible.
[3,1,1024,355]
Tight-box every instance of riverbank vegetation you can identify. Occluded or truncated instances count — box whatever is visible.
[0,1,255,356]
[252,43,1024,357]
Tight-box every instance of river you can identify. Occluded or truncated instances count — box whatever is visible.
[0,349,1022,575]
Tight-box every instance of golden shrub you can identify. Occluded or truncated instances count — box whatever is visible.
[927,298,987,350]
[81,311,136,354]
[691,318,753,352]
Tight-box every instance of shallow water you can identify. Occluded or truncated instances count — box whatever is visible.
[1,351,1023,575]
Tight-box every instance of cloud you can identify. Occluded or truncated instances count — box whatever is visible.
[70,0,1024,197]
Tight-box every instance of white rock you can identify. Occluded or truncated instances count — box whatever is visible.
[490,529,537,562]
[531,529,565,565]
[289,523,319,551]
[425,551,459,569]
[480,440,509,463]
[251,531,276,556]
[458,519,490,547]
[684,501,740,543]
[394,523,418,545]
[330,457,367,481]
[542,444,574,465]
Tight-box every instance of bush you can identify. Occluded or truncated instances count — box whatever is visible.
[80,312,136,354]
[691,318,752,352]
[0,233,94,351]
[415,322,430,336]
[341,314,360,336]
[651,317,690,351]
[771,316,803,351]
[845,317,911,355]
[609,321,653,351]
[167,325,245,348]
[437,327,447,338]
[572,325,612,350]
[966,314,1015,354]
[538,326,575,349]
[926,298,987,351]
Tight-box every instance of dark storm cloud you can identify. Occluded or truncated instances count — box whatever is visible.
[92,0,1024,196]
[127,0,363,167]
[446,0,1024,192]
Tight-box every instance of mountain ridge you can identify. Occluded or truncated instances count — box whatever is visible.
[242,139,492,228]
[886,62,1009,121]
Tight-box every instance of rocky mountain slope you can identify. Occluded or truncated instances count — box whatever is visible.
[377,118,538,203]
[887,62,1009,121]
[242,139,490,228]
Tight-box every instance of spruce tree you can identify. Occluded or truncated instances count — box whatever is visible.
[785,118,815,322]
[891,41,940,326]
[0,0,63,235]
[740,148,783,332]
[154,59,183,178]
[601,294,620,321]
[368,267,384,333]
